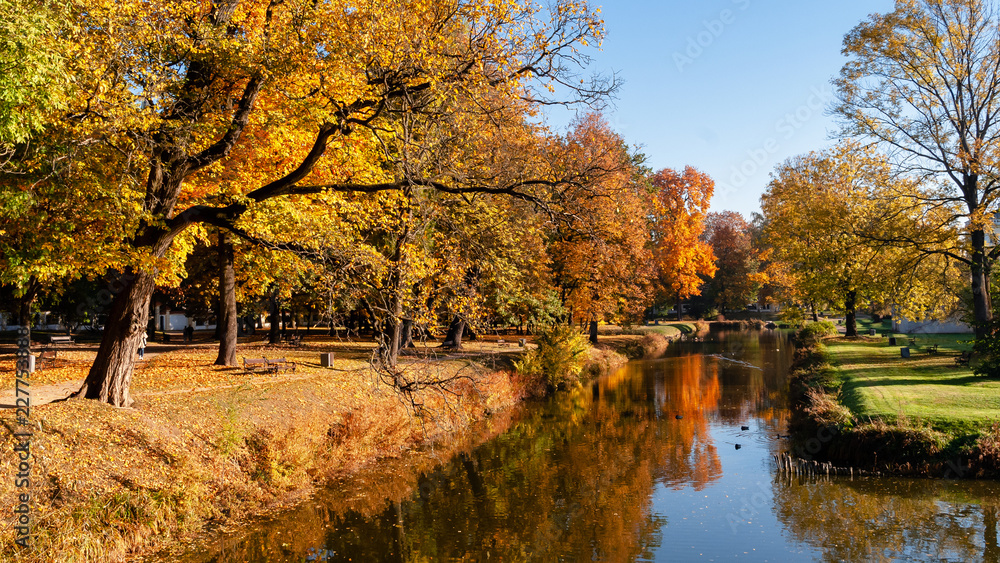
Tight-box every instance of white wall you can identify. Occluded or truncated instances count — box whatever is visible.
[894,318,973,334]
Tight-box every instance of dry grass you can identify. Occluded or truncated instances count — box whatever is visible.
[0,335,533,562]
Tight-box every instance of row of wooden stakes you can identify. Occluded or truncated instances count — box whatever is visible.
[773,453,880,478]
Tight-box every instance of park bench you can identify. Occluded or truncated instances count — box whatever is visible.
[243,357,274,374]
[928,344,939,355]
[286,334,302,348]
[48,335,74,345]
[955,351,973,367]
[35,349,57,369]
[267,358,296,373]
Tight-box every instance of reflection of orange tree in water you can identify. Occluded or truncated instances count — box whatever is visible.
[596,356,724,491]
[657,355,723,490]
[772,478,1000,562]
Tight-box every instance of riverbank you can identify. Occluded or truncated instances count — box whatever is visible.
[787,325,1000,478]
[0,331,652,562]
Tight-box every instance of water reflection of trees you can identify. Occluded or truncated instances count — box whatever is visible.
[772,477,1000,562]
[183,334,794,562]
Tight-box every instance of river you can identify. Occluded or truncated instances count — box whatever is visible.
[174,330,1000,562]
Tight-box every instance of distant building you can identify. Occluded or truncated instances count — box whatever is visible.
[893,317,972,335]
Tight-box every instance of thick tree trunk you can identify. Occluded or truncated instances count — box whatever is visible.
[73,270,155,407]
[399,318,414,350]
[810,302,819,323]
[589,319,598,344]
[844,289,858,338]
[971,228,993,340]
[441,315,465,349]
[215,231,238,366]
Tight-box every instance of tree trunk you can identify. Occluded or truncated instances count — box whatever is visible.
[268,291,280,345]
[589,319,598,344]
[382,296,404,369]
[400,318,414,350]
[844,289,858,338]
[441,315,465,349]
[677,292,683,322]
[214,231,238,366]
[16,277,40,328]
[971,228,993,340]
[810,301,819,323]
[73,270,155,407]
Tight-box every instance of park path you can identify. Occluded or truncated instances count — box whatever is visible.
[0,348,171,409]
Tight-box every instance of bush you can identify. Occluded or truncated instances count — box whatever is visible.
[514,324,590,391]
[973,320,1000,377]
[796,321,838,345]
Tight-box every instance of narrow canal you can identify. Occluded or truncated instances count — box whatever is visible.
[176,331,1000,562]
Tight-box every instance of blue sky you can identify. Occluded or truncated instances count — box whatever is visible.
[544,0,896,218]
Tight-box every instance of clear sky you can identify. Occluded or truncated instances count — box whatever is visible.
[544,0,896,218]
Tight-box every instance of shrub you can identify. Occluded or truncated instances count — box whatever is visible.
[973,320,1000,377]
[514,324,590,391]
[972,422,1000,473]
[796,321,838,346]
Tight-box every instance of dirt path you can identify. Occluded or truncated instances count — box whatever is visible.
[0,350,173,409]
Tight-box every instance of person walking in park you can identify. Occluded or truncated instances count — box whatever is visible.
[138,330,148,359]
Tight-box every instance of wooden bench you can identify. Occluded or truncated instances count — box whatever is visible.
[267,358,296,373]
[49,335,74,345]
[956,351,972,366]
[286,334,302,348]
[35,349,57,369]
[928,344,939,355]
[243,358,275,374]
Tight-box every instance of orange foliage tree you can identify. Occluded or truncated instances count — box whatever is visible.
[547,114,654,342]
[649,167,717,320]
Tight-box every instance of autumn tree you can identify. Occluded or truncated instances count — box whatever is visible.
[701,211,766,313]
[547,114,653,343]
[761,143,961,336]
[30,0,615,406]
[835,0,1000,338]
[0,0,88,324]
[649,167,716,320]
[0,0,71,150]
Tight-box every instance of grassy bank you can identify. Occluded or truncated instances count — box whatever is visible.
[828,335,997,434]
[788,326,1000,478]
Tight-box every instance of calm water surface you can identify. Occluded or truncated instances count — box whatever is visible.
[178,331,1000,562]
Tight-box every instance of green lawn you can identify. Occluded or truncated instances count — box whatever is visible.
[637,322,699,338]
[826,335,1000,433]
